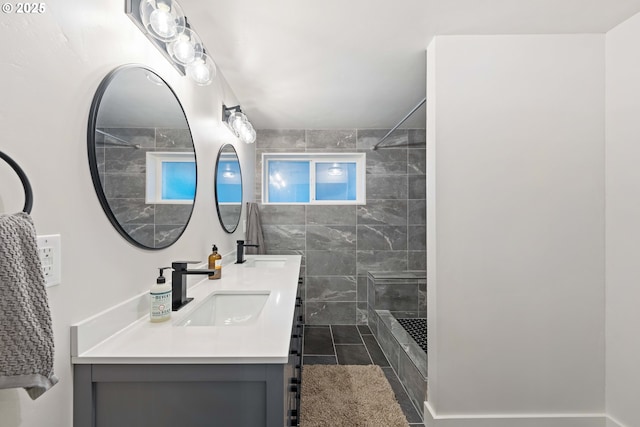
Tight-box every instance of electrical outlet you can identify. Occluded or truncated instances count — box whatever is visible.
[37,234,61,287]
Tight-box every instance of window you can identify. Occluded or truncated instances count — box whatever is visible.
[262,153,366,205]
[146,152,196,204]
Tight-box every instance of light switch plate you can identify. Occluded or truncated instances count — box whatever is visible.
[37,234,61,287]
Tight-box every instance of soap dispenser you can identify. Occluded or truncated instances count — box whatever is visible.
[208,244,222,280]
[150,267,172,322]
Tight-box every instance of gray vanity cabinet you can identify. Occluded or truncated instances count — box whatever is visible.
[73,284,304,427]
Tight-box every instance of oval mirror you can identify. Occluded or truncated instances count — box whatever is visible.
[215,144,242,233]
[87,65,196,249]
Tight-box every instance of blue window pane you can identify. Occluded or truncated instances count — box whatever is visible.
[162,161,196,200]
[268,161,310,203]
[217,160,242,203]
[316,162,356,201]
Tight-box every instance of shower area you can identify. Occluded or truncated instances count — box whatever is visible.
[367,271,427,413]
[253,120,427,419]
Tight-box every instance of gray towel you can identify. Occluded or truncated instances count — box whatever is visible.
[245,202,265,255]
[0,212,57,399]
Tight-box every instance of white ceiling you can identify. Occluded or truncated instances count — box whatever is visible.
[181,0,640,130]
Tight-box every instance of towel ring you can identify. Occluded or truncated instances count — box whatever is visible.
[0,151,33,214]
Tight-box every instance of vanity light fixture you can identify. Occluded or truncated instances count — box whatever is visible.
[126,0,216,86]
[222,104,257,144]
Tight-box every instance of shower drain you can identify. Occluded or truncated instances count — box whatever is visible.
[396,318,427,353]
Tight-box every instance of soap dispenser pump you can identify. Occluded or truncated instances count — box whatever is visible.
[150,267,172,322]
[208,244,222,280]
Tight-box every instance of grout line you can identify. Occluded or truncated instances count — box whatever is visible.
[357,326,375,365]
[328,325,338,363]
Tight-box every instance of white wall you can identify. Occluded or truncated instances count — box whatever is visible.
[426,34,606,423]
[605,11,640,427]
[0,1,254,426]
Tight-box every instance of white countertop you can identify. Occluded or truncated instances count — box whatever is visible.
[71,255,302,365]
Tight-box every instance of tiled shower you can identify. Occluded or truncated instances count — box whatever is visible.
[95,127,194,248]
[254,128,426,325]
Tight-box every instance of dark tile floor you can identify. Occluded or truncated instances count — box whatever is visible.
[302,324,423,425]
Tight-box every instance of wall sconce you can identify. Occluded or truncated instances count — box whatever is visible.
[126,0,216,86]
[222,104,257,144]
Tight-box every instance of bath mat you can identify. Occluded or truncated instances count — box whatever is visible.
[300,364,409,427]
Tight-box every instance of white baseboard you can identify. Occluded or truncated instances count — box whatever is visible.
[423,401,618,427]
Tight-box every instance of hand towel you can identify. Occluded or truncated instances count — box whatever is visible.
[245,202,265,255]
[0,212,57,399]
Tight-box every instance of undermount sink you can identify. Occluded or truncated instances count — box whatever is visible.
[177,291,270,327]
[243,258,287,268]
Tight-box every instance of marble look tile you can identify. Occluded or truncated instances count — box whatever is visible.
[306,225,356,250]
[366,175,408,200]
[357,200,408,226]
[155,225,186,248]
[408,149,426,175]
[408,175,426,199]
[367,307,379,336]
[408,129,426,147]
[376,320,400,372]
[122,223,154,248]
[104,174,145,198]
[262,225,305,251]
[419,281,427,315]
[366,148,408,175]
[390,311,419,318]
[156,128,193,149]
[95,146,105,175]
[306,129,356,151]
[306,276,356,302]
[256,129,305,149]
[398,350,427,416]
[264,250,305,266]
[357,129,408,150]
[303,355,337,365]
[335,345,371,365]
[367,275,376,307]
[356,302,368,324]
[382,367,423,424]
[357,275,368,303]
[305,302,355,325]
[109,199,154,224]
[104,147,148,173]
[408,199,426,225]
[303,326,334,355]
[408,251,427,271]
[357,324,372,335]
[362,334,389,367]
[306,250,356,276]
[357,225,407,250]
[408,225,426,251]
[102,128,155,148]
[306,205,356,225]
[357,250,408,276]
[332,325,362,344]
[155,204,193,225]
[375,283,419,312]
[259,205,305,225]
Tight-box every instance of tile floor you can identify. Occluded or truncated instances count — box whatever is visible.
[302,324,423,425]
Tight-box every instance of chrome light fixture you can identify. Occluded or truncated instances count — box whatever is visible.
[223,104,257,144]
[126,0,216,86]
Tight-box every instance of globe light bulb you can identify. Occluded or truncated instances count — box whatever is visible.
[167,26,203,65]
[139,0,186,42]
[185,53,215,85]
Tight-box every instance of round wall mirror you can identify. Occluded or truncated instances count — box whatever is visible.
[215,144,242,233]
[87,65,197,249]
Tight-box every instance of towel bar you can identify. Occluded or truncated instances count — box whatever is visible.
[0,151,33,214]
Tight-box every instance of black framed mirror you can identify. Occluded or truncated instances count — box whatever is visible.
[87,65,197,249]
[214,144,242,233]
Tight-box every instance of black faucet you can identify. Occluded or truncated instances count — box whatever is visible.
[236,240,260,264]
[171,261,218,311]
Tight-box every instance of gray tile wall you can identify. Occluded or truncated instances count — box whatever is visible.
[97,127,194,249]
[254,129,426,325]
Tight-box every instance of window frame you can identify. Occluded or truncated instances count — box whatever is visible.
[146,151,196,204]
[261,152,366,205]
